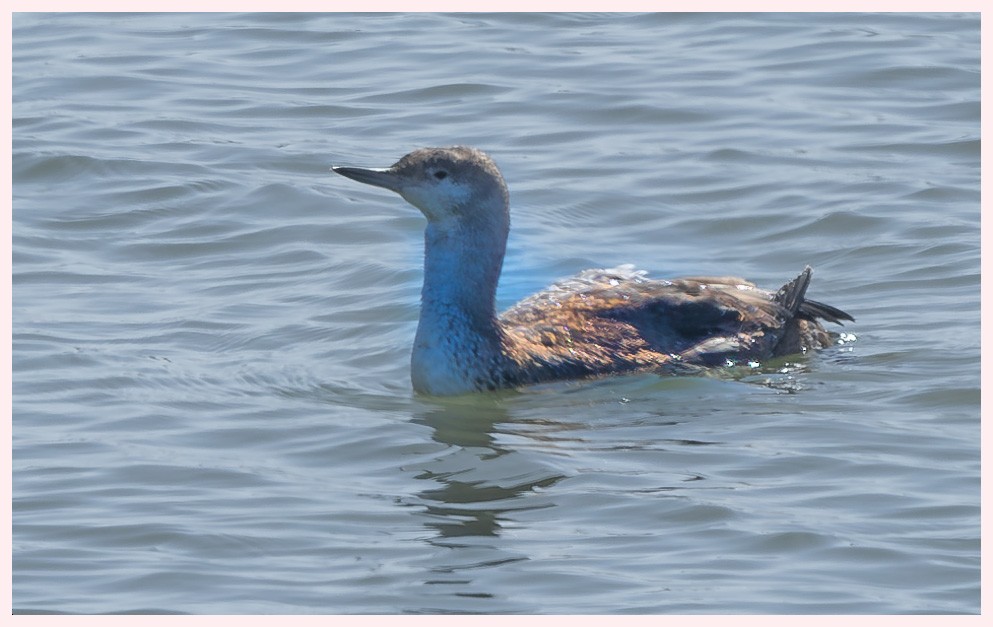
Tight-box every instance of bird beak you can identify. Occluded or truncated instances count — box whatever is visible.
[331,165,402,193]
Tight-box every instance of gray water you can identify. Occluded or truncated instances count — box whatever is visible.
[12,12,979,614]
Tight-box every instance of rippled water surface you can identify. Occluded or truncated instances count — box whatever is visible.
[13,12,979,614]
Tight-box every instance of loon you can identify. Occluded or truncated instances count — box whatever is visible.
[332,146,853,396]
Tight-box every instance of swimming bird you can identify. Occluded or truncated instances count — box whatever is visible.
[332,146,853,396]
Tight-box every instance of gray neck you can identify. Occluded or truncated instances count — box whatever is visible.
[411,215,510,394]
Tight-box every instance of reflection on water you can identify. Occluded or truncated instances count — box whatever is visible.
[412,399,566,543]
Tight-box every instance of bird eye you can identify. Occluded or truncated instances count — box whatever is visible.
[434,170,448,180]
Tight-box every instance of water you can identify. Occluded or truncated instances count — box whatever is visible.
[12,12,979,614]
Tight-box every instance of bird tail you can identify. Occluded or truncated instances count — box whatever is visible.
[775,266,854,325]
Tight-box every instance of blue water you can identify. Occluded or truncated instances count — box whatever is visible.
[13,12,979,614]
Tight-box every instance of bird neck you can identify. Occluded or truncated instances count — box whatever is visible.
[411,216,510,394]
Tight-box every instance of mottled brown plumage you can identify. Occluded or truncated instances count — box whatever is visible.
[495,266,843,387]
